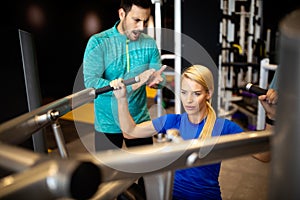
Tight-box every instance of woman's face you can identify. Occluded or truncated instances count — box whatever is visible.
[180,77,210,116]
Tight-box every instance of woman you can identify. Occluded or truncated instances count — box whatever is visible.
[112,65,243,200]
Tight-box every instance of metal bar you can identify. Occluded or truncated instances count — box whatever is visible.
[246,0,255,82]
[0,88,95,145]
[256,58,277,130]
[270,8,300,199]
[74,130,270,200]
[51,121,69,158]
[254,0,262,43]
[266,29,271,55]
[18,29,47,153]
[152,0,163,118]
[76,130,271,183]
[159,55,176,118]
[0,142,41,172]
[0,129,270,199]
[91,178,137,200]
[0,161,100,200]
[174,0,181,114]
[0,143,101,200]
[144,171,174,200]
[239,5,246,54]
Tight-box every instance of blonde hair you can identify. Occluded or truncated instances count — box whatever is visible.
[181,65,216,139]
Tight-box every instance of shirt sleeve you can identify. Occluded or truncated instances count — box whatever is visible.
[83,35,110,90]
[152,115,168,133]
[212,118,244,137]
[223,119,244,135]
[269,69,278,90]
[152,114,180,133]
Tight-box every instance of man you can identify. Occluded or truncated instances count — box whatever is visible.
[83,0,165,151]
[253,72,278,162]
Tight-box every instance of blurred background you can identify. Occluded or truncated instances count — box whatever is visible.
[0,1,300,199]
[0,0,299,102]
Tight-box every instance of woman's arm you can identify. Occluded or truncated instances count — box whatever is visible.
[111,79,157,138]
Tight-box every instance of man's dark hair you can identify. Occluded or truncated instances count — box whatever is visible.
[120,0,152,13]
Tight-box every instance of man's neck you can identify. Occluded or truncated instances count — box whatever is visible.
[117,21,124,35]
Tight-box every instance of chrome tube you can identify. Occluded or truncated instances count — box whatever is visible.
[51,121,69,158]
[76,130,271,183]
[0,143,101,200]
[144,171,174,200]
[0,88,95,145]
[270,9,300,200]
[0,129,270,199]
[91,179,137,200]
[0,160,100,200]
[0,142,41,172]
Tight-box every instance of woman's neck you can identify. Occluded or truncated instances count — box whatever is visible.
[188,110,208,124]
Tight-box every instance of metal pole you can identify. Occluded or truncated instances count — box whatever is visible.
[0,129,271,200]
[76,130,271,183]
[224,0,235,118]
[246,0,255,82]
[144,171,174,200]
[174,0,181,114]
[0,143,100,200]
[269,8,300,200]
[256,58,277,130]
[73,129,270,200]
[266,29,271,56]
[0,142,41,172]
[218,0,226,117]
[91,178,137,200]
[51,120,69,158]
[0,88,95,145]
[239,5,246,55]
[152,0,163,117]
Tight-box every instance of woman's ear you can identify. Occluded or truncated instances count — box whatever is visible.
[118,8,126,20]
[206,91,212,101]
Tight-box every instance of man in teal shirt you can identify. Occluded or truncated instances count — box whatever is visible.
[83,0,165,151]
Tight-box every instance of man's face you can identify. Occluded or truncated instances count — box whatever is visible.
[119,5,151,41]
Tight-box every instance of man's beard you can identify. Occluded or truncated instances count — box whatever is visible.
[122,23,141,40]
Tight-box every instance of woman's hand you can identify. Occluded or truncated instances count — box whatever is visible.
[111,78,126,99]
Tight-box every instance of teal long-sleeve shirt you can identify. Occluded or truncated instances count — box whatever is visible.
[83,21,162,133]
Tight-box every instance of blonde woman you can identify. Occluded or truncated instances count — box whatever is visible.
[112,65,243,199]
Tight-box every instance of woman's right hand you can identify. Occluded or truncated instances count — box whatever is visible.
[111,78,126,99]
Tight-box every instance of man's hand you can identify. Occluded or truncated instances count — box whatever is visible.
[131,69,155,91]
[147,65,167,88]
[258,89,278,120]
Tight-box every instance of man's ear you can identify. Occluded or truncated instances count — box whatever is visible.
[118,8,126,20]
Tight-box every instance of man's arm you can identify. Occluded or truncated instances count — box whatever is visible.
[252,89,278,162]
[258,88,278,122]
